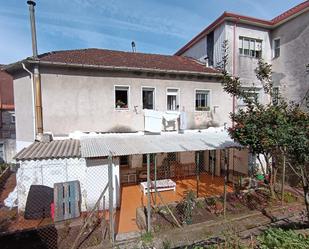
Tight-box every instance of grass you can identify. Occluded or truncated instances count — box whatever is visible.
[141,231,153,244]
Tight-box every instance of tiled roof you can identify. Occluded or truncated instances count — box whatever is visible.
[271,0,309,23]
[15,139,81,161]
[35,48,218,74]
[175,0,309,55]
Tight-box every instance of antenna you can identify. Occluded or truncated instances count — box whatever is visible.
[131,41,136,53]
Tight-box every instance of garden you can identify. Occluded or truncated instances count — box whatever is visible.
[151,185,302,232]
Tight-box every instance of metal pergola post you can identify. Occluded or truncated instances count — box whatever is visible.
[147,153,151,233]
[108,155,114,243]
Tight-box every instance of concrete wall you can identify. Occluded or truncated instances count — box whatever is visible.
[271,11,309,110]
[15,69,231,136]
[213,23,226,68]
[182,37,207,60]
[13,75,35,151]
[16,157,120,212]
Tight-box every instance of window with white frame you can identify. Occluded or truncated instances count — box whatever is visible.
[142,87,155,110]
[167,88,179,111]
[237,88,260,108]
[272,87,279,106]
[195,90,210,111]
[239,37,262,58]
[115,86,129,109]
[9,111,15,124]
[273,38,280,58]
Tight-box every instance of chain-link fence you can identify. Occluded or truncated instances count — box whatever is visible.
[133,149,304,234]
[0,148,251,248]
[0,157,114,249]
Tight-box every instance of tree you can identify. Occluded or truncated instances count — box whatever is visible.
[220,41,309,206]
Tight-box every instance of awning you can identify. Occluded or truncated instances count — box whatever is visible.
[81,129,241,158]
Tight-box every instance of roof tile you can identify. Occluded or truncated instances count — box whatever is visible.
[37,48,218,74]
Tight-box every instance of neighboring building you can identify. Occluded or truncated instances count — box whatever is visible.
[0,67,16,163]
[175,1,309,110]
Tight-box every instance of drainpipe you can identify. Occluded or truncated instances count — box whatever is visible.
[27,0,43,136]
[232,20,239,181]
[232,21,237,128]
[22,63,36,141]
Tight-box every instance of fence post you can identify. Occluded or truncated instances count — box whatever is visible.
[223,174,227,218]
[147,153,151,233]
[281,146,286,205]
[196,152,200,198]
[154,154,157,207]
[108,155,114,243]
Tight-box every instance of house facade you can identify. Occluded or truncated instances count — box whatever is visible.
[7,49,249,220]
[0,68,16,163]
[175,1,309,110]
[7,49,233,150]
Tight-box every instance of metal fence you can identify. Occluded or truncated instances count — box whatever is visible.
[0,149,249,248]
[0,157,114,249]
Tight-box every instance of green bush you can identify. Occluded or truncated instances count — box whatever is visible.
[257,228,309,249]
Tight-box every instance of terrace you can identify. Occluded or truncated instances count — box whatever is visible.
[117,173,233,234]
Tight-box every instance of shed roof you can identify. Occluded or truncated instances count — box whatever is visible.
[80,130,240,158]
[15,139,80,161]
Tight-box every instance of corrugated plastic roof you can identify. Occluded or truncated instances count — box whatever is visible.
[80,131,240,158]
[15,139,80,161]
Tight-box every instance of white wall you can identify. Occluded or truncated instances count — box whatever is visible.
[16,157,120,213]
[182,37,207,60]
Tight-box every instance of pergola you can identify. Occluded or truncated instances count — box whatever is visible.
[80,129,241,234]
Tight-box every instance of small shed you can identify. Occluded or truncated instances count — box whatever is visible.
[15,139,120,216]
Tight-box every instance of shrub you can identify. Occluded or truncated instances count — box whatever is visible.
[257,228,309,249]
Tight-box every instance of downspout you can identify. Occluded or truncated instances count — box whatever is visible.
[232,19,239,182]
[22,63,36,141]
[27,0,43,137]
[232,21,237,128]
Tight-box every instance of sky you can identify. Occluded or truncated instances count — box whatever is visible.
[0,0,305,64]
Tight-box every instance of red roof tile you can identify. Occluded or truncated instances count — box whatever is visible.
[36,48,218,74]
[176,0,309,55]
[271,0,309,23]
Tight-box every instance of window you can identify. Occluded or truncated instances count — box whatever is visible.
[142,87,155,110]
[167,89,179,111]
[272,87,279,106]
[237,88,259,108]
[0,143,4,163]
[119,156,129,166]
[239,37,262,58]
[195,90,210,111]
[142,154,155,164]
[115,86,129,109]
[273,38,280,58]
[9,111,15,124]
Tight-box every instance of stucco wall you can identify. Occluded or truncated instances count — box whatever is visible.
[13,76,35,147]
[182,37,207,60]
[30,69,232,135]
[16,157,120,212]
[271,11,309,110]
